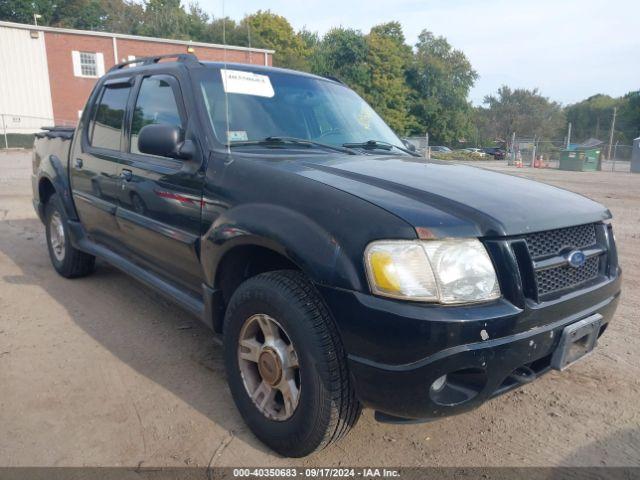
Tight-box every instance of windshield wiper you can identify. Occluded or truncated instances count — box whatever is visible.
[342,139,421,157]
[229,136,357,155]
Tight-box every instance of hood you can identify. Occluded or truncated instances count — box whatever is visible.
[293,155,610,238]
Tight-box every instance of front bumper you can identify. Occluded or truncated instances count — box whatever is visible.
[317,274,621,421]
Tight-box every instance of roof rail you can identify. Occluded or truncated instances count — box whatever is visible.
[108,53,199,72]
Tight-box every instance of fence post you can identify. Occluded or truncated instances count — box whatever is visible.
[530,136,536,167]
[424,131,430,160]
[1,114,8,149]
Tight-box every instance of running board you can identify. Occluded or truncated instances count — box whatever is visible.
[67,220,205,320]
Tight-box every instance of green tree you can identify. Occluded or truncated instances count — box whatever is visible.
[478,86,565,142]
[0,0,55,24]
[185,3,209,41]
[311,27,370,97]
[407,31,478,144]
[617,91,640,143]
[198,17,246,46]
[140,0,188,39]
[363,22,414,134]
[48,0,106,30]
[100,0,144,35]
[565,94,618,142]
[239,10,309,70]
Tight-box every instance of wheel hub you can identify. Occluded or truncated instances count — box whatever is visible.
[258,348,282,386]
[237,314,301,421]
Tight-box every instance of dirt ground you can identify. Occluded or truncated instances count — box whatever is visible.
[1,150,638,467]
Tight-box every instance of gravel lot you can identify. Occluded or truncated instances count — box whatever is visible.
[1,150,638,467]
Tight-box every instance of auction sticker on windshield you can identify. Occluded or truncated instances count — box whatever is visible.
[221,69,275,98]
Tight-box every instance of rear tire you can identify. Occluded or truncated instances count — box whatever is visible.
[223,270,361,457]
[45,193,95,278]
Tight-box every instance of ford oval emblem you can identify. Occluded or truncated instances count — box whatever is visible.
[567,250,587,268]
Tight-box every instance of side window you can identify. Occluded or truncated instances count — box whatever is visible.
[130,76,183,155]
[89,85,131,150]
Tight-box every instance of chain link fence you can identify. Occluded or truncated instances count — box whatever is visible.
[524,139,632,172]
[404,135,635,173]
[1,113,77,149]
[403,136,429,155]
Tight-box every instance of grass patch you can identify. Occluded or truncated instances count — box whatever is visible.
[1,134,36,149]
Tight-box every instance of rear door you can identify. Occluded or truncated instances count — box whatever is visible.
[70,78,132,246]
[115,73,205,293]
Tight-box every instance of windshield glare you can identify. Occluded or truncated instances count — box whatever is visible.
[198,68,402,150]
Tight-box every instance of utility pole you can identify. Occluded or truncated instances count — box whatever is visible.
[607,107,617,160]
[509,131,516,165]
[566,122,572,149]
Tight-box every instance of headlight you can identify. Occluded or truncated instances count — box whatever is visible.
[364,239,500,304]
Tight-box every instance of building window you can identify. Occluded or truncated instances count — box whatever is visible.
[79,52,97,76]
[71,51,105,78]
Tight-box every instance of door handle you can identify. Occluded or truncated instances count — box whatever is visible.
[74,158,83,169]
[120,169,133,182]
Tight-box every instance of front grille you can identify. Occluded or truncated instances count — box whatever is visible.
[526,223,597,259]
[522,223,603,299]
[534,256,600,296]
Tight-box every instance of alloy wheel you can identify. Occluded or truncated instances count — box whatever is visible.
[237,313,301,421]
[49,211,66,262]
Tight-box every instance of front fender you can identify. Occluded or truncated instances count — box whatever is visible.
[201,203,362,291]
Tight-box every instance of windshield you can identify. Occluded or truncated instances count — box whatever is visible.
[198,67,402,150]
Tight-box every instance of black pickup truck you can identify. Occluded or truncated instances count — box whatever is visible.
[32,54,621,457]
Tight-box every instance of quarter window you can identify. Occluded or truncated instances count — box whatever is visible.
[130,76,183,155]
[89,85,131,150]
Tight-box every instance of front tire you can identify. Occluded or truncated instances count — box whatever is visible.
[45,193,95,278]
[223,270,361,457]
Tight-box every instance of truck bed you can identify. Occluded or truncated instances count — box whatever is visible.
[33,126,75,178]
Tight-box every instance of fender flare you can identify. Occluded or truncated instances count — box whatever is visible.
[37,154,79,221]
[201,203,364,292]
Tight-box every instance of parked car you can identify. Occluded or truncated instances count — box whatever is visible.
[482,147,506,159]
[430,145,452,152]
[462,148,487,157]
[32,54,621,457]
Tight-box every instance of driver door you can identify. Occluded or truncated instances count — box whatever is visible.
[115,73,205,293]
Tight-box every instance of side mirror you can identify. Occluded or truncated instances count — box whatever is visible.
[138,124,191,159]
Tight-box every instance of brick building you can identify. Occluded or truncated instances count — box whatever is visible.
[0,21,274,133]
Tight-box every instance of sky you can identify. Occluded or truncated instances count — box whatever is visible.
[199,0,640,105]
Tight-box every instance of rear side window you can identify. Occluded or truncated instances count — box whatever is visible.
[130,76,183,155]
[90,85,131,150]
